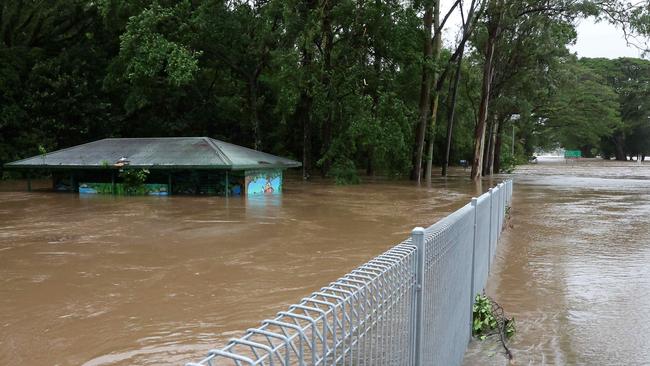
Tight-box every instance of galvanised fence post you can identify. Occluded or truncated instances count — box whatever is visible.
[470,197,478,336]
[502,183,506,225]
[498,183,502,229]
[411,227,425,366]
[487,188,493,273]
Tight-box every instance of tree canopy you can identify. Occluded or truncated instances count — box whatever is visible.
[1,0,649,181]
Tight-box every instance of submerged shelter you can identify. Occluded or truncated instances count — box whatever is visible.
[4,137,301,196]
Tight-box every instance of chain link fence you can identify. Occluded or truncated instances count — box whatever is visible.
[187,180,513,366]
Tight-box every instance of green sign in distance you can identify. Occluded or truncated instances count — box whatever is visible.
[564,150,582,158]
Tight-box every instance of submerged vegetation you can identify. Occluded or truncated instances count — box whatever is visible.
[473,293,516,359]
[0,1,648,183]
[119,168,150,194]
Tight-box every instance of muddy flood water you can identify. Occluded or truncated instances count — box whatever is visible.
[2,160,649,366]
[0,172,487,366]
[464,159,650,365]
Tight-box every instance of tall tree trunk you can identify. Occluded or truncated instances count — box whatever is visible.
[366,0,382,177]
[366,149,374,176]
[411,4,434,182]
[493,118,504,173]
[442,50,464,176]
[470,0,500,181]
[613,133,626,161]
[297,47,313,180]
[299,93,312,179]
[482,117,493,176]
[320,1,334,177]
[425,0,442,183]
[248,78,261,150]
[487,116,499,175]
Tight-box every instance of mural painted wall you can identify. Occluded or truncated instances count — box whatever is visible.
[78,182,169,196]
[245,169,282,196]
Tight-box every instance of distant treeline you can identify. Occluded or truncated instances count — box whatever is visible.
[1,1,648,181]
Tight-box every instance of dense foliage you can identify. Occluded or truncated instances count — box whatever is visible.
[1,1,649,181]
[119,168,150,194]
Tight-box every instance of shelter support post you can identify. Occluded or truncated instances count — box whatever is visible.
[225,170,229,198]
[193,170,199,195]
[27,173,32,192]
[168,173,172,196]
[111,171,116,195]
[70,172,77,193]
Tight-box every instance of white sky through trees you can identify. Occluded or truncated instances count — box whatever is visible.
[439,1,648,59]
[570,18,647,59]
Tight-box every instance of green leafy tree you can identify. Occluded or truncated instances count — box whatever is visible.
[0,1,110,170]
[580,58,650,159]
[0,0,648,182]
[119,168,150,194]
[537,60,622,156]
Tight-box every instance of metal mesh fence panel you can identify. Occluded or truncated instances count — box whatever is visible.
[186,180,513,366]
[187,244,418,366]
[490,186,500,265]
[421,203,475,366]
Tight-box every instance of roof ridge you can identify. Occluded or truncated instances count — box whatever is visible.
[204,137,233,166]
[103,137,205,140]
[215,139,286,161]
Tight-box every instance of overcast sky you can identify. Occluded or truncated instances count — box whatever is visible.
[571,18,648,59]
[439,1,649,60]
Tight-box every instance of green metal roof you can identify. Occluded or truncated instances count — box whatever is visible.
[4,137,301,170]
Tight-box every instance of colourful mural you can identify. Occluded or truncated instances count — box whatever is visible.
[245,169,282,196]
[78,182,169,196]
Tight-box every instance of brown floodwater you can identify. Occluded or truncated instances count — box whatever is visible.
[1,171,491,366]
[464,158,650,365]
[5,159,649,366]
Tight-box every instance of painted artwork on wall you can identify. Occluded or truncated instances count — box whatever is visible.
[78,182,113,194]
[78,182,169,196]
[245,169,282,196]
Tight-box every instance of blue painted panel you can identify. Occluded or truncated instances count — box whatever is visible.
[245,170,282,196]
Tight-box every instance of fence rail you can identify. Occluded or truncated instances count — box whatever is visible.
[187,180,514,366]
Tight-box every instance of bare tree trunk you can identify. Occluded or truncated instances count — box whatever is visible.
[320,1,334,177]
[487,116,499,175]
[247,78,261,150]
[411,4,434,182]
[366,0,382,177]
[493,118,504,173]
[442,50,464,176]
[366,150,374,176]
[613,133,626,161]
[299,94,312,180]
[297,47,313,180]
[424,97,438,182]
[425,0,442,183]
[482,117,493,176]
[470,0,500,181]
